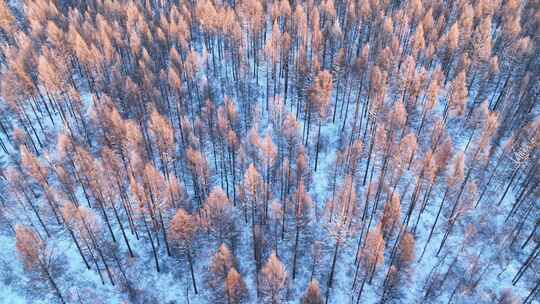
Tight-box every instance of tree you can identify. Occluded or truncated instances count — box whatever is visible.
[269,199,282,254]
[308,70,333,171]
[71,146,117,243]
[61,203,116,286]
[355,223,385,303]
[5,167,50,238]
[19,146,61,224]
[381,193,401,240]
[129,174,161,273]
[148,106,175,179]
[397,232,415,270]
[15,225,65,304]
[419,151,465,261]
[302,280,323,304]
[444,70,468,122]
[186,146,210,206]
[226,268,249,304]
[169,208,199,294]
[324,174,359,300]
[259,133,277,220]
[260,251,288,304]
[209,244,236,282]
[202,186,237,248]
[0,0,15,39]
[291,179,313,280]
[242,163,264,284]
[381,231,415,302]
[207,244,238,303]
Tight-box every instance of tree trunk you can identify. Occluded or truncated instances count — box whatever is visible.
[187,251,198,294]
[327,239,340,289]
[419,187,450,261]
[292,223,300,280]
[110,199,134,257]
[314,121,322,172]
[158,208,171,256]
[143,214,160,272]
[44,268,66,304]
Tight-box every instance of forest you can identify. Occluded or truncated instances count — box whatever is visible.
[0,0,538,303]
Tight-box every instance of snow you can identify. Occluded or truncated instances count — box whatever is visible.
[0,3,538,304]
[0,75,536,304]
[0,75,535,304]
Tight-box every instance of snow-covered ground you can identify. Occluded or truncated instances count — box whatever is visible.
[0,1,538,303]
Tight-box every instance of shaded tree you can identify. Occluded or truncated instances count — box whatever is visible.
[15,224,65,304]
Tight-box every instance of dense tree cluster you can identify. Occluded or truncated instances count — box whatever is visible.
[0,0,538,303]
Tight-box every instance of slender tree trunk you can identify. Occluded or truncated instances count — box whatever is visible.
[327,239,340,289]
[143,214,160,272]
[355,269,369,304]
[110,199,134,257]
[292,223,300,280]
[187,251,198,294]
[158,208,171,256]
[419,187,450,261]
[314,121,322,172]
[512,242,540,285]
[44,267,66,304]
[524,278,540,304]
